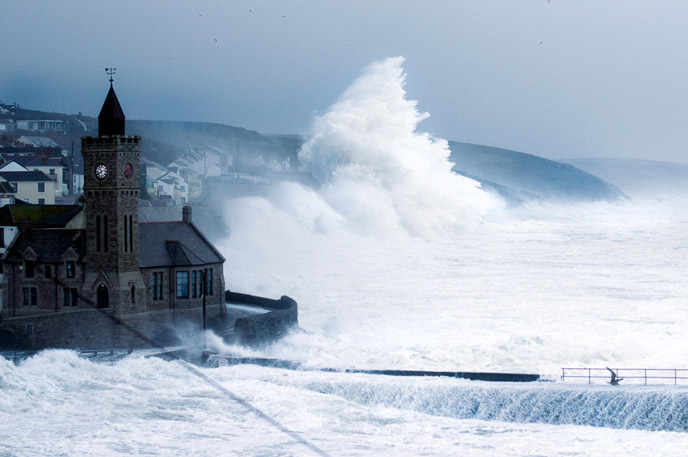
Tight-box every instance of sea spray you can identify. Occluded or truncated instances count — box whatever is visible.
[222,57,499,247]
[299,56,499,237]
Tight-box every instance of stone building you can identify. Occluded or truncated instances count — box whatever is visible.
[0,84,225,349]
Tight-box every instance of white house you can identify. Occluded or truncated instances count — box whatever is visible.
[0,156,64,197]
[16,119,66,133]
[153,170,189,205]
[0,171,55,205]
[0,120,15,134]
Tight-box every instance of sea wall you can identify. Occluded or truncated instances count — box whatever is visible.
[0,305,223,350]
[0,291,298,350]
[225,291,298,345]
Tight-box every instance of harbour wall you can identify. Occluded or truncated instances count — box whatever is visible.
[225,291,299,345]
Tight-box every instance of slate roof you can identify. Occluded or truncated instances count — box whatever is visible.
[4,156,63,168]
[0,170,53,182]
[0,205,82,227]
[138,221,225,268]
[17,136,61,148]
[0,146,62,158]
[3,229,86,263]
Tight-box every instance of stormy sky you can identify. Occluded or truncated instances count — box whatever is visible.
[2,1,687,163]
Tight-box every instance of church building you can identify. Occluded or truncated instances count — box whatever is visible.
[0,83,226,349]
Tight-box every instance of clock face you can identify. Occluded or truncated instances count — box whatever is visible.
[123,162,134,180]
[95,163,108,180]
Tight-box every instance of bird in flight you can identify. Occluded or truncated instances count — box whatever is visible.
[606,367,623,385]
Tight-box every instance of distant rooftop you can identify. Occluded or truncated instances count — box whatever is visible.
[17,136,61,148]
[139,221,225,268]
[0,204,82,227]
[0,170,53,182]
[3,229,86,264]
[3,156,63,168]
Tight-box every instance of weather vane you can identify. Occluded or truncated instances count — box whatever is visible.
[105,67,116,86]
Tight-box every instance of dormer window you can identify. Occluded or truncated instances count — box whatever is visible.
[66,261,76,278]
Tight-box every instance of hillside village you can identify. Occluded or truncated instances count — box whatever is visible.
[0,99,307,318]
[0,101,302,209]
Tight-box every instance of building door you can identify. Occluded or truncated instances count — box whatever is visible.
[97,284,109,308]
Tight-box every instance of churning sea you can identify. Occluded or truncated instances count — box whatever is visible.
[2,197,687,456]
[3,57,687,456]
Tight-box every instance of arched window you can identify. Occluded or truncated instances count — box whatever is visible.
[130,285,136,304]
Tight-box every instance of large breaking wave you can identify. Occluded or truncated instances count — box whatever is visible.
[222,57,499,246]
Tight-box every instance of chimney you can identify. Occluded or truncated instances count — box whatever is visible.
[182,206,192,224]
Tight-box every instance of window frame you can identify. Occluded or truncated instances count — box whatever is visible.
[25,261,35,278]
[66,261,76,278]
[176,271,189,299]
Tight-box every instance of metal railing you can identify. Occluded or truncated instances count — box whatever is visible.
[561,367,688,385]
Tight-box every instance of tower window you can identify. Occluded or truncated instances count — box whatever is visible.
[45,265,52,278]
[131,285,136,304]
[96,215,101,252]
[129,215,133,252]
[123,215,128,252]
[103,215,108,252]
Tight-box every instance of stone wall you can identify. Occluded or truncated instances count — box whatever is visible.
[0,290,298,350]
[225,291,298,345]
[0,304,223,350]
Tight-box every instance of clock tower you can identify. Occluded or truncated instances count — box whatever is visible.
[81,80,146,315]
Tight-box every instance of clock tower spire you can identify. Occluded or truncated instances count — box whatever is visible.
[81,75,145,315]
